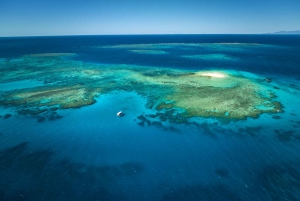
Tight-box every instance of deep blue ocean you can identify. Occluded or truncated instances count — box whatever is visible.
[0,35,300,201]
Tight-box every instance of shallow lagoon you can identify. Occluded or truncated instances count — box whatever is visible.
[1,35,300,201]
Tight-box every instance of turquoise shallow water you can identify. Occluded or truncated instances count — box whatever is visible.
[0,35,300,201]
[0,80,45,92]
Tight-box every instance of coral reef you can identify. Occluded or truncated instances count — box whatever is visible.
[0,53,283,121]
[145,71,283,120]
[1,85,100,109]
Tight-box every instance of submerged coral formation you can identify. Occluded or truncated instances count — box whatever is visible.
[2,84,100,109]
[129,50,168,54]
[259,163,300,201]
[183,54,238,61]
[0,52,283,120]
[131,70,282,119]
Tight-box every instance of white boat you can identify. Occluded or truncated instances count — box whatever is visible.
[117,111,122,116]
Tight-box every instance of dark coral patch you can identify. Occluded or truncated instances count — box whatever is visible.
[18,108,48,116]
[163,184,242,201]
[37,116,46,122]
[156,102,174,110]
[272,115,281,119]
[258,162,300,201]
[274,129,295,142]
[136,113,182,132]
[0,142,143,201]
[214,168,230,178]
[238,126,261,136]
[3,113,12,119]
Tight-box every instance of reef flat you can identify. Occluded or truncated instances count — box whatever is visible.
[3,84,100,109]
[131,70,283,120]
[0,52,282,120]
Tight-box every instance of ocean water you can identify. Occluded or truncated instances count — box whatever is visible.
[0,35,300,201]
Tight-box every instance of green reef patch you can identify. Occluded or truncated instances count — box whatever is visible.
[133,70,283,120]
[1,84,100,109]
[0,53,283,120]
